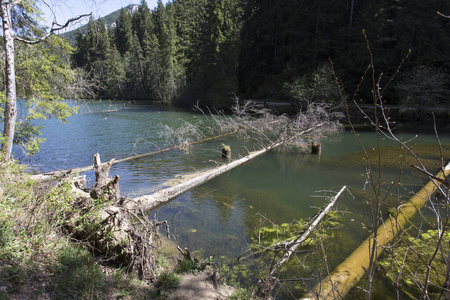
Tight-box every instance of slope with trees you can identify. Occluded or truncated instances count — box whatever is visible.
[70,0,450,112]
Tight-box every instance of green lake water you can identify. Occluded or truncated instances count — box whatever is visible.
[23,101,450,298]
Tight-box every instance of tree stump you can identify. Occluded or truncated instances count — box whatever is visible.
[90,153,121,202]
[311,142,321,155]
[221,144,231,160]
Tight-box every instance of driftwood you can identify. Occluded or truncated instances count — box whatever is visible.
[301,162,450,300]
[257,186,347,298]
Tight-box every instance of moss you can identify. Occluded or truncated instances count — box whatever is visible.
[252,211,342,248]
[330,143,450,171]
[379,229,450,297]
[221,143,231,152]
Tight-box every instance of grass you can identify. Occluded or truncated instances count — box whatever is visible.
[0,156,153,299]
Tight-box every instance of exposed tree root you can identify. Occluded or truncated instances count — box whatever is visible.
[33,153,170,282]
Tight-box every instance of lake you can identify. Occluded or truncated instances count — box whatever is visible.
[20,100,450,297]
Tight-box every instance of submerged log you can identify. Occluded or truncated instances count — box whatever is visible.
[301,162,450,300]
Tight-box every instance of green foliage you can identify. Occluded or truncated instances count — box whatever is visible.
[239,0,450,103]
[176,255,215,274]
[229,286,254,300]
[50,246,107,299]
[69,0,450,108]
[16,37,76,99]
[105,44,126,98]
[0,20,81,155]
[253,210,341,248]
[158,271,181,290]
[0,157,153,299]
[283,64,343,105]
[176,259,201,273]
[116,8,134,56]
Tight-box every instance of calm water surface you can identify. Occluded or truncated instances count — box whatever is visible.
[21,101,450,295]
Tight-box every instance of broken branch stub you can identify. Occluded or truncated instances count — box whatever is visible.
[90,153,121,202]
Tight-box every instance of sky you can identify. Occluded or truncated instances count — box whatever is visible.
[39,0,167,30]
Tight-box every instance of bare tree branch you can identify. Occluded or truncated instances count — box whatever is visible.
[14,13,92,44]
[438,11,450,18]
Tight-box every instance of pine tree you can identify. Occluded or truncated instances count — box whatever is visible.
[124,33,146,97]
[186,0,243,107]
[142,30,161,100]
[115,8,134,56]
[153,0,178,103]
[105,42,126,98]
[73,29,87,68]
[132,0,154,48]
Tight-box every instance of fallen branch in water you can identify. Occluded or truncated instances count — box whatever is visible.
[257,186,347,298]
[30,129,240,181]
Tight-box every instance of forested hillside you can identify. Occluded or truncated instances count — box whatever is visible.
[62,4,139,45]
[72,0,450,109]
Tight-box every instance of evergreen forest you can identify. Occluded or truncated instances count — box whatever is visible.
[73,0,450,109]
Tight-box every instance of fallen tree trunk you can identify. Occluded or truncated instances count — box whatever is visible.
[129,124,324,212]
[301,162,450,300]
[51,154,168,282]
[257,186,347,298]
[33,130,240,181]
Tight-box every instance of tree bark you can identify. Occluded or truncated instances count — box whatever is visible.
[90,153,121,201]
[1,0,17,159]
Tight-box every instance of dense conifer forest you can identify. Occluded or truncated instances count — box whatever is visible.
[72,0,450,109]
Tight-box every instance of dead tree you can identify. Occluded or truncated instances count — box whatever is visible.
[58,153,168,281]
